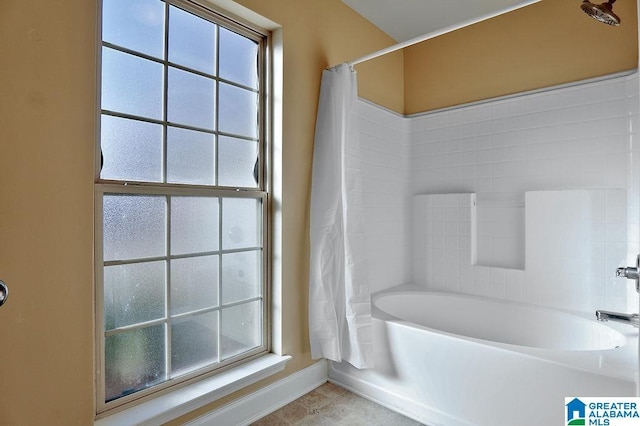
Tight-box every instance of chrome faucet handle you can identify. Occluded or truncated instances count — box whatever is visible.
[0,280,8,307]
[616,254,640,293]
[616,267,639,279]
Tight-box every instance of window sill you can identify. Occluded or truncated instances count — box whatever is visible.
[94,354,291,426]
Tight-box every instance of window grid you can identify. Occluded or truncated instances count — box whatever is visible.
[138,195,263,380]
[165,194,172,381]
[214,24,220,188]
[98,190,267,407]
[100,7,262,187]
[96,0,269,414]
[99,0,264,190]
[161,2,170,187]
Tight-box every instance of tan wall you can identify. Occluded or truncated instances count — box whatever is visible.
[0,0,97,424]
[0,0,401,424]
[404,0,639,114]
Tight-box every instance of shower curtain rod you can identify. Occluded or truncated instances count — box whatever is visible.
[339,0,540,68]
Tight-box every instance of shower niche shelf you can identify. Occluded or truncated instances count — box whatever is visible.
[413,189,628,288]
[471,193,525,270]
[412,192,525,282]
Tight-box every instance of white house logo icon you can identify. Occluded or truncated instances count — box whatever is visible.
[566,398,586,425]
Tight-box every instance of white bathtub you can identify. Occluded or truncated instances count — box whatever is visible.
[329,284,638,426]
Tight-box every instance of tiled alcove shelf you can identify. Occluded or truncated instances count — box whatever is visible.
[413,189,628,313]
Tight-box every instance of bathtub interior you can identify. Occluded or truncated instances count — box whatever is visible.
[374,290,627,351]
[374,284,638,379]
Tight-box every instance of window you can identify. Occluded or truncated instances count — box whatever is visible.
[96,0,269,414]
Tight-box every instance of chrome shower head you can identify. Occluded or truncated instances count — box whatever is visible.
[581,0,621,26]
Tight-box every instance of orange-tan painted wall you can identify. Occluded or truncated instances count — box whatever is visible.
[404,0,639,113]
[0,0,401,424]
[0,0,96,424]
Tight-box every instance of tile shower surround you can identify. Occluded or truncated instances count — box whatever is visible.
[414,190,628,314]
[358,71,640,313]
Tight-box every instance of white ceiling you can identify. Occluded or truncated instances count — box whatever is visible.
[342,0,539,42]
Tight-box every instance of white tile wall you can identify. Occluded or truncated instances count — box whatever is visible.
[525,189,627,313]
[412,194,473,292]
[357,100,411,293]
[358,72,640,313]
[409,73,640,313]
[410,77,635,199]
[411,188,629,313]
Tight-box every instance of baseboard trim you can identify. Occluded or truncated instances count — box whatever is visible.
[185,360,329,426]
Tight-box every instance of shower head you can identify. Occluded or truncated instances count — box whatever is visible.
[580,0,620,26]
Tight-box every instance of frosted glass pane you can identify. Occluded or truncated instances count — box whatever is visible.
[103,195,166,261]
[221,301,261,360]
[102,47,163,120]
[168,67,215,130]
[167,127,215,185]
[104,261,166,330]
[222,251,261,304]
[219,27,258,89]
[218,136,258,188]
[219,83,258,138]
[222,198,261,250]
[170,256,219,315]
[102,0,165,59]
[171,312,218,375]
[170,197,219,255]
[105,325,165,402]
[168,6,216,74]
[101,115,163,182]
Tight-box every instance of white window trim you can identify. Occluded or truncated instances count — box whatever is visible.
[94,354,291,426]
[94,0,287,422]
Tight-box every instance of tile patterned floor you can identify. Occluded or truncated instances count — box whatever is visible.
[250,382,424,426]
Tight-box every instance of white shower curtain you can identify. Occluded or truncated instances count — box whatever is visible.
[308,63,373,369]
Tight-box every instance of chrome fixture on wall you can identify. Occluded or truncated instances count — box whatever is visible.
[596,310,639,327]
[0,279,8,307]
[581,0,621,26]
[616,254,640,293]
[594,255,640,327]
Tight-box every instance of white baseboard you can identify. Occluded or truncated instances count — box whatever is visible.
[185,360,329,426]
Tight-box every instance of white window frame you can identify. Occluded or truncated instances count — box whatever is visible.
[94,0,277,418]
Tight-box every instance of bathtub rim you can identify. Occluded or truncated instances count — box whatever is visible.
[372,283,638,383]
